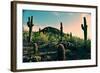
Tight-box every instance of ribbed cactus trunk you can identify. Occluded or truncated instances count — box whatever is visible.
[33,43,39,56]
[57,44,66,60]
[27,16,34,42]
[33,43,41,62]
[70,32,72,39]
[81,17,88,41]
[60,22,63,42]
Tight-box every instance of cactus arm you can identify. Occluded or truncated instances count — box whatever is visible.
[81,24,84,30]
[27,17,30,27]
[31,16,34,26]
[31,16,34,27]
[31,16,33,24]
[27,21,30,27]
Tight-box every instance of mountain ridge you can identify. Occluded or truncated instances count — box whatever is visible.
[40,26,64,35]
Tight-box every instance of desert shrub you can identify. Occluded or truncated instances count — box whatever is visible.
[32,32,49,43]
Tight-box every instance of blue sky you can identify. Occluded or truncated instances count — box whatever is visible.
[22,10,91,39]
[23,10,80,26]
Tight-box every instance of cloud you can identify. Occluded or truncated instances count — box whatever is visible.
[81,13,91,18]
[23,24,39,32]
[23,24,49,32]
[23,25,29,32]
[52,12,61,22]
[52,12,60,16]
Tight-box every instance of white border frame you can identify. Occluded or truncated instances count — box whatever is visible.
[16,3,97,70]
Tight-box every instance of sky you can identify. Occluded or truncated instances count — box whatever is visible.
[22,10,91,39]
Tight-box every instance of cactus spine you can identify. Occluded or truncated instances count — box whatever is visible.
[81,17,88,40]
[27,16,34,42]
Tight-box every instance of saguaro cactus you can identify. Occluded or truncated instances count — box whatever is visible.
[39,28,41,33]
[81,17,88,40]
[70,32,72,39]
[31,43,41,62]
[57,44,66,60]
[27,16,34,42]
[33,43,39,55]
[60,22,63,41]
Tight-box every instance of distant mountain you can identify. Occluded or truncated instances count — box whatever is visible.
[40,26,64,35]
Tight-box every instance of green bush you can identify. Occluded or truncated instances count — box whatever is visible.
[32,32,49,43]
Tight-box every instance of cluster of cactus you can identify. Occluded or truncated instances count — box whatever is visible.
[27,16,34,42]
[60,22,63,41]
[57,44,66,60]
[81,17,88,41]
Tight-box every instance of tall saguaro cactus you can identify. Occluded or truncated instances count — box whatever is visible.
[81,17,88,41]
[60,22,63,41]
[27,16,34,42]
